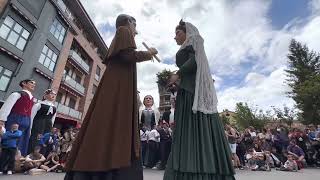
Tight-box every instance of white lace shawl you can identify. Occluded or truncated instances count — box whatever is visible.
[179,22,218,114]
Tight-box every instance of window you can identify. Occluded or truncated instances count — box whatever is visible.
[0,16,30,50]
[75,74,81,84]
[165,95,170,101]
[38,45,58,71]
[95,66,101,81]
[50,18,66,43]
[0,65,13,91]
[64,67,70,75]
[68,97,76,109]
[92,85,97,95]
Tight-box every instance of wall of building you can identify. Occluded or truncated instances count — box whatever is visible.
[0,0,8,14]
[0,0,107,124]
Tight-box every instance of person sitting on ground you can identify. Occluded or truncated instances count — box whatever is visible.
[246,148,258,170]
[24,146,46,174]
[41,149,62,172]
[254,152,271,171]
[277,154,298,172]
[265,151,275,168]
[287,139,306,169]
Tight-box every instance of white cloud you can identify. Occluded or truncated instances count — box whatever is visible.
[80,0,320,112]
[217,68,295,112]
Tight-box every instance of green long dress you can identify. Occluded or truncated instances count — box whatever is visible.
[163,45,235,180]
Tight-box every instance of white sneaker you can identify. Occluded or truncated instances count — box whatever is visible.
[0,172,3,175]
[7,171,13,175]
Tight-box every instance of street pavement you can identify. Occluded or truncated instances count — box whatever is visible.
[1,168,319,180]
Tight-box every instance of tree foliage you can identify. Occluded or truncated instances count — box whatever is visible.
[156,69,173,88]
[285,39,320,124]
[234,102,266,130]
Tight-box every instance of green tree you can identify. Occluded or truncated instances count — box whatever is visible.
[272,105,297,127]
[220,114,230,125]
[234,102,266,130]
[156,69,173,87]
[285,39,320,124]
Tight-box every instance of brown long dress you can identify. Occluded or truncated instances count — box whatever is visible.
[64,26,152,180]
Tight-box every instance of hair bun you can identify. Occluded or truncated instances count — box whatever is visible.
[179,19,186,26]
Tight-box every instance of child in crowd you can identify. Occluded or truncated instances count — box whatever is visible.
[0,123,22,175]
[277,154,298,172]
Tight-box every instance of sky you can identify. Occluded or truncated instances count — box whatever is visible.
[80,0,320,112]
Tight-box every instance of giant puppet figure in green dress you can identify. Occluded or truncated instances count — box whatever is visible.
[163,20,235,180]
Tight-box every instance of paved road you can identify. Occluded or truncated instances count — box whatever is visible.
[1,169,320,180]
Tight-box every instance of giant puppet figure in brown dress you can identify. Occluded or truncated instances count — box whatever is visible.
[64,14,158,180]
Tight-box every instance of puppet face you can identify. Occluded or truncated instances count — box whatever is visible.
[143,95,154,108]
[128,18,137,37]
[174,29,186,45]
[44,90,57,101]
[23,80,36,92]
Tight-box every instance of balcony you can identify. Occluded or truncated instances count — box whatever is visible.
[62,75,85,96]
[69,50,90,73]
[56,0,75,21]
[159,101,171,107]
[55,102,82,121]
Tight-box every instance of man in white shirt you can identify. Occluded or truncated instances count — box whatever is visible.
[0,79,36,156]
[146,125,160,169]
[140,126,149,167]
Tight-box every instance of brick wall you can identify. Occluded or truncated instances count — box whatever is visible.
[51,30,74,91]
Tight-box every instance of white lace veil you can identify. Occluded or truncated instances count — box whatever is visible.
[179,22,218,114]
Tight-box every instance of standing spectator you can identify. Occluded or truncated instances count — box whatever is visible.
[265,128,273,142]
[40,127,58,157]
[287,139,306,169]
[236,133,247,168]
[249,126,257,137]
[243,128,253,150]
[169,96,176,127]
[0,79,36,156]
[258,129,267,140]
[146,125,160,169]
[0,123,22,175]
[226,125,243,169]
[0,121,5,154]
[279,127,290,150]
[157,121,172,170]
[60,127,75,162]
[161,108,171,125]
[308,126,320,148]
[0,121,5,138]
[140,125,149,167]
[261,137,272,152]
[272,128,282,153]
